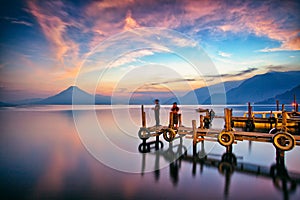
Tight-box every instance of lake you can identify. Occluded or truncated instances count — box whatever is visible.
[0,105,299,199]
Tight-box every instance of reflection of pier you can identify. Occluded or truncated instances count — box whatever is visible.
[140,139,300,199]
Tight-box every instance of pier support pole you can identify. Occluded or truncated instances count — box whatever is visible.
[224,108,232,131]
[169,112,174,128]
[248,102,252,119]
[276,100,279,111]
[224,109,233,153]
[199,115,204,129]
[281,111,287,132]
[226,145,232,154]
[192,120,197,156]
[141,105,146,128]
[294,94,296,111]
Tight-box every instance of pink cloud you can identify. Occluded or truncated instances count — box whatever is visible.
[206,1,300,51]
[27,1,80,66]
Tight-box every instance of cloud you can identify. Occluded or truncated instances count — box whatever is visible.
[216,1,300,51]
[22,0,300,90]
[27,1,80,65]
[27,0,300,73]
[222,68,258,77]
[110,49,154,68]
[124,10,140,31]
[264,65,300,72]
[218,51,232,58]
[3,17,33,26]
[146,68,259,86]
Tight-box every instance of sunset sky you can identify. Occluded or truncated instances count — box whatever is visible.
[0,0,299,102]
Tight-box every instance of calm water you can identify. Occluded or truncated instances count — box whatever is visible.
[0,105,299,200]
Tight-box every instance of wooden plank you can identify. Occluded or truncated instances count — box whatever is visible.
[233,131,272,138]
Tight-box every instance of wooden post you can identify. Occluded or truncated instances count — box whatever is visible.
[192,120,197,156]
[141,105,146,128]
[226,145,232,154]
[281,111,287,132]
[296,104,299,112]
[224,108,232,131]
[248,102,252,119]
[276,100,279,111]
[282,104,285,111]
[169,112,173,128]
[199,115,204,129]
[270,111,273,117]
[294,94,296,111]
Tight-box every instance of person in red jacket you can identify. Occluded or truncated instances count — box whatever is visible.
[171,102,179,128]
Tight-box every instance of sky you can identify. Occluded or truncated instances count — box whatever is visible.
[0,0,299,102]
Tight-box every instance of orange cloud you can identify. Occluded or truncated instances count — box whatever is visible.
[124,10,140,30]
[283,35,300,51]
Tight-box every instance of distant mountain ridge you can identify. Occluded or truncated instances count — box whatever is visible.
[226,71,300,104]
[1,71,299,106]
[182,80,244,104]
[203,71,300,104]
[258,84,300,104]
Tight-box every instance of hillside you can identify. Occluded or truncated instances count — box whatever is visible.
[0,101,16,107]
[182,80,244,104]
[258,84,300,104]
[225,71,300,104]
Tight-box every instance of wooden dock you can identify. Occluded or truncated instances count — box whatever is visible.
[138,105,300,154]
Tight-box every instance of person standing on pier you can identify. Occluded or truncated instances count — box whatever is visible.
[171,102,180,129]
[153,99,160,126]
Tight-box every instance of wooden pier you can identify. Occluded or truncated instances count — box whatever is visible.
[138,104,300,155]
[138,101,300,198]
[231,103,300,133]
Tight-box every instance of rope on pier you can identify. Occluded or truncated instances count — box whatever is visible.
[218,131,235,146]
[272,132,295,151]
[163,128,176,142]
[138,127,151,139]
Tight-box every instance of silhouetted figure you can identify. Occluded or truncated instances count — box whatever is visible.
[209,109,215,121]
[171,102,179,128]
[153,99,160,126]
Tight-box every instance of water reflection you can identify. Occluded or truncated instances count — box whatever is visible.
[140,138,300,199]
[1,106,300,199]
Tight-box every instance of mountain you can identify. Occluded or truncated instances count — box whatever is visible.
[182,80,244,104]
[2,71,299,106]
[11,98,43,105]
[0,101,16,107]
[224,71,300,104]
[258,84,300,104]
[36,86,110,105]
